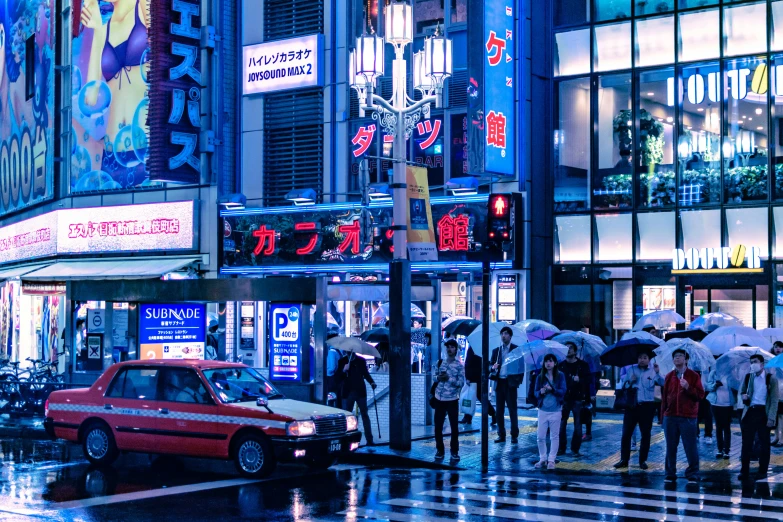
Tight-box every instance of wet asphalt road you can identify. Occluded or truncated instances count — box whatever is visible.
[3,437,783,521]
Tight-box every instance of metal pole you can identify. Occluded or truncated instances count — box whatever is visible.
[481,252,490,472]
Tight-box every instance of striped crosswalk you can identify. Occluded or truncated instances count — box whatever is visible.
[338,474,783,521]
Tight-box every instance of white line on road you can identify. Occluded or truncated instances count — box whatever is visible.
[384,498,623,522]
[338,507,467,522]
[450,484,780,518]
[418,490,725,521]
[485,474,783,508]
[51,478,261,510]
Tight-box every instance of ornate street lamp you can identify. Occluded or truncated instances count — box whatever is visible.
[348,0,452,450]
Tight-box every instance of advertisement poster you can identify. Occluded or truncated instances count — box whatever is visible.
[139,303,206,360]
[642,285,676,315]
[406,166,437,262]
[240,301,254,350]
[71,0,151,192]
[242,34,324,95]
[269,303,302,382]
[0,0,55,217]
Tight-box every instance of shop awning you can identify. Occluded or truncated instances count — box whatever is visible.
[0,263,53,282]
[21,257,201,281]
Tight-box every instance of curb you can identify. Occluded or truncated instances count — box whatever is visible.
[341,450,463,470]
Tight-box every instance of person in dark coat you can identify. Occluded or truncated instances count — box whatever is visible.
[557,342,591,457]
[489,326,521,443]
[337,352,377,445]
[459,344,496,425]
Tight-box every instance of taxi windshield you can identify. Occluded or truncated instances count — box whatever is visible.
[202,367,284,404]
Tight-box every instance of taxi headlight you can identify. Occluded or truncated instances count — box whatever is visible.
[287,420,316,437]
[346,415,358,432]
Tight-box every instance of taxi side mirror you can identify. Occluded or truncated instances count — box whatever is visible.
[257,396,273,413]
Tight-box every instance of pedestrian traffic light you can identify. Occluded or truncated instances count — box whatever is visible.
[487,193,513,258]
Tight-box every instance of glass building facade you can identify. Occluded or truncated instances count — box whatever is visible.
[549,0,783,342]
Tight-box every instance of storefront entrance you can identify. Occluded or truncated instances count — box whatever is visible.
[682,277,769,330]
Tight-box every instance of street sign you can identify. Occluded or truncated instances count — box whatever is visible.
[139,304,207,360]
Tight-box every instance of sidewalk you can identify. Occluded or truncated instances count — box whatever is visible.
[351,409,783,477]
[0,414,47,440]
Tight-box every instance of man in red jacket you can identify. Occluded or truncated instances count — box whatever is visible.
[661,348,705,483]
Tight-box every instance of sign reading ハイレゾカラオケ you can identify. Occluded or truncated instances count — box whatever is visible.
[243,35,324,95]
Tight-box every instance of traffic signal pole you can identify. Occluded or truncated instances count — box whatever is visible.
[480,247,490,473]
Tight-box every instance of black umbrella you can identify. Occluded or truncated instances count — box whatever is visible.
[444,319,482,337]
[664,329,707,342]
[601,338,659,367]
[360,327,390,343]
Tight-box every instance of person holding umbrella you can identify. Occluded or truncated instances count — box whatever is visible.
[337,350,377,446]
[661,348,705,483]
[613,350,663,470]
[771,341,783,447]
[433,339,466,461]
[460,343,496,425]
[739,354,779,481]
[705,366,735,459]
[557,342,591,457]
[489,326,521,443]
[534,353,567,470]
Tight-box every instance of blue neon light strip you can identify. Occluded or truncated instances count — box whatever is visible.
[221,260,512,275]
[220,195,490,217]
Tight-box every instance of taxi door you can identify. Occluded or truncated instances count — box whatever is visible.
[103,367,161,453]
[154,368,225,456]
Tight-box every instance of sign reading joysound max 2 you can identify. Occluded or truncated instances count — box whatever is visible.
[242,35,324,95]
[672,244,762,274]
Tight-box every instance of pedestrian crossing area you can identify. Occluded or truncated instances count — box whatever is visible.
[336,474,783,521]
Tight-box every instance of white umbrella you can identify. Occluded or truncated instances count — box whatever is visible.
[714,347,774,390]
[689,312,743,332]
[514,319,561,334]
[759,327,783,344]
[621,330,665,346]
[655,338,716,375]
[632,310,685,331]
[701,326,772,356]
[467,322,527,354]
[504,340,569,374]
[551,331,607,372]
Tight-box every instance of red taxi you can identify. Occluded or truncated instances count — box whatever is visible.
[44,360,361,477]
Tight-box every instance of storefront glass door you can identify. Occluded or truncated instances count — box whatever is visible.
[691,287,756,328]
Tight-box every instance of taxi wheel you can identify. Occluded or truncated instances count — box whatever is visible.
[82,422,118,466]
[233,433,275,477]
[307,456,337,469]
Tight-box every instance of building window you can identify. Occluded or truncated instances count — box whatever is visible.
[555,78,591,212]
[680,208,721,252]
[637,211,675,261]
[724,57,768,204]
[594,0,630,22]
[724,2,767,58]
[450,0,467,24]
[679,9,719,63]
[773,207,783,257]
[773,1,783,52]
[679,0,718,10]
[555,29,591,77]
[594,22,632,72]
[555,215,592,263]
[413,0,444,35]
[773,55,783,199]
[680,62,721,206]
[636,0,673,15]
[595,73,632,209]
[635,16,674,68]
[638,68,675,208]
[556,0,590,27]
[726,207,769,257]
[595,213,633,262]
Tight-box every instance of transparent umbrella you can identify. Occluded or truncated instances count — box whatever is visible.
[374,302,426,319]
[621,330,665,346]
[551,331,607,372]
[714,347,774,390]
[514,319,560,341]
[655,338,716,375]
[504,340,569,374]
[689,312,743,332]
[442,315,472,329]
[326,336,382,358]
[632,310,686,331]
[759,328,783,344]
[467,323,527,355]
[701,326,772,356]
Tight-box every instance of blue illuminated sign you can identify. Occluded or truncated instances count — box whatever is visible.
[269,304,303,382]
[140,304,206,344]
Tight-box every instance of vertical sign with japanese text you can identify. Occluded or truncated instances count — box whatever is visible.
[149,0,202,184]
[269,304,303,382]
[406,166,438,262]
[467,0,515,177]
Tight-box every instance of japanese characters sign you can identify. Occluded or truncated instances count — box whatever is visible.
[243,35,324,95]
[139,303,206,360]
[269,304,303,382]
[467,0,515,177]
[0,201,197,265]
[221,197,495,269]
[406,166,437,262]
[148,0,203,184]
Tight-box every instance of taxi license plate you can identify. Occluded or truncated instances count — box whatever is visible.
[329,440,341,453]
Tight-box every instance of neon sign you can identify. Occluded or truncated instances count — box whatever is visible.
[672,244,762,274]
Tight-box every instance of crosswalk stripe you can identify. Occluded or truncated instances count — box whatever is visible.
[485,474,783,509]
[418,490,726,521]
[338,507,466,521]
[449,484,779,518]
[384,498,601,522]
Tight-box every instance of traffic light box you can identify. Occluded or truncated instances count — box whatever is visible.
[487,193,518,261]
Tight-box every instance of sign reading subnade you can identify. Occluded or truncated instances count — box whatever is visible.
[243,35,324,95]
[672,244,762,274]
